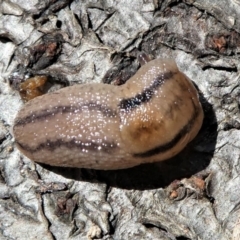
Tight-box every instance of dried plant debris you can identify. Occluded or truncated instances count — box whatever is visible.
[18,75,49,101]
[0,0,240,239]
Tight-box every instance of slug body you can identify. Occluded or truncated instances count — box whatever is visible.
[13,58,204,170]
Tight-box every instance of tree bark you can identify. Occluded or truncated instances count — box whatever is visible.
[0,0,239,239]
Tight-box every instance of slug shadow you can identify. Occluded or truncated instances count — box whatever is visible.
[42,93,217,190]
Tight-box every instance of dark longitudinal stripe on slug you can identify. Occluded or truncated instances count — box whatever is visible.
[133,100,200,158]
[14,101,118,127]
[119,71,175,111]
[16,138,118,154]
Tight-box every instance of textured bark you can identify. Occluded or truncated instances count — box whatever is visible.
[0,0,240,239]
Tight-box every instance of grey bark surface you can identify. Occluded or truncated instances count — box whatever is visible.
[0,0,239,239]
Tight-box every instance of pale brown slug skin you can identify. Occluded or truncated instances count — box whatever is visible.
[13,59,204,170]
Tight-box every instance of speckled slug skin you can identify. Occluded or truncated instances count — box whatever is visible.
[13,59,204,170]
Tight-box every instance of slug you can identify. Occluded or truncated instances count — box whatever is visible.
[13,55,204,170]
